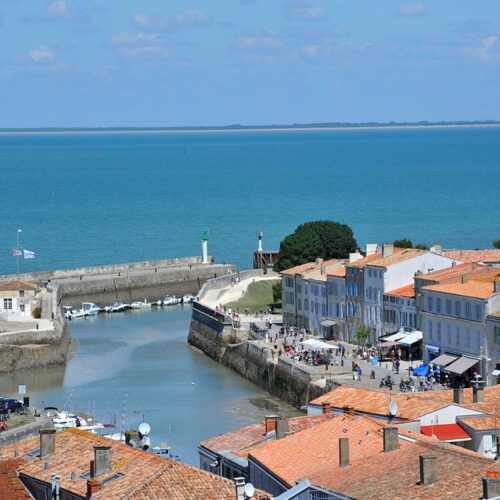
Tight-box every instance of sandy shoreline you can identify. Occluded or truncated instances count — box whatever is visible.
[1,123,499,136]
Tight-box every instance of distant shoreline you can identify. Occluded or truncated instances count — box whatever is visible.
[1,122,500,136]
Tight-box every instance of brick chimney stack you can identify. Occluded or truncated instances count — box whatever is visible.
[276,417,290,439]
[419,455,438,485]
[39,429,56,459]
[322,402,331,415]
[473,381,485,403]
[383,427,399,452]
[93,446,112,477]
[264,416,278,435]
[339,438,350,467]
[453,387,464,405]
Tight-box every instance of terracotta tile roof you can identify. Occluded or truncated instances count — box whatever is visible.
[0,281,37,292]
[309,385,500,420]
[280,259,341,276]
[422,279,500,299]
[201,414,335,458]
[385,284,415,298]
[347,252,382,268]
[0,429,268,500]
[420,423,471,442]
[0,458,31,499]
[308,438,500,500]
[458,415,500,432]
[248,415,396,488]
[327,266,346,278]
[444,249,500,264]
[416,262,485,283]
[367,249,427,268]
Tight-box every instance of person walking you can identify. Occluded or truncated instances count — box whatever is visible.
[357,366,362,382]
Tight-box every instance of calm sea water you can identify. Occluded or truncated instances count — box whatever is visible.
[0,127,499,275]
[0,306,299,464]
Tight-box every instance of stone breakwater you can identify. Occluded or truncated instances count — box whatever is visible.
[0,257,236,306]
[188,274,331,408]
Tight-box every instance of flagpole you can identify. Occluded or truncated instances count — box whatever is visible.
[16,229,22,274]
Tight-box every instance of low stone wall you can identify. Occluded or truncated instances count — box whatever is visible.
[197,269,266,302]
[0,416,53,447]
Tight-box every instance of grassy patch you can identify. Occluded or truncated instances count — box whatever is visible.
[6,413,35,430]
[226,280,281,314]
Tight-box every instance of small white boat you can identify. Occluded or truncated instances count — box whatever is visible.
[105,302,128,313]
[182,294,196,304]
[163,296,182,306]
[151,443,171,456]
[82,302,101,316]
[131,299,152,309]
[51,411,104,433]
[64,307,87,319]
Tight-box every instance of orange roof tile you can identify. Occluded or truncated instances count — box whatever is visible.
[385,284,415,298]
[416,262,486,283]
[0,429,268,500]
[308,438,500,500]
[0,281,37,291]
[327,266,346,278]
[367,249,427,268]
[201,414,334,458]
[0,458,30,499]
[280,259,342,276]
[444,249,500,264]
[422,279,499,299]
[458,415,500,432]
[348,252,382,268]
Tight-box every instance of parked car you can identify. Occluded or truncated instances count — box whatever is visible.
[0,398,24,413]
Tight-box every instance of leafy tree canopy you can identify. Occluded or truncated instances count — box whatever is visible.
[274,220,357,272]
[493,240,500,249]
[272,281,282,304]
[415,243,430,250]
[355,325,371,346]
[393,238,413,248]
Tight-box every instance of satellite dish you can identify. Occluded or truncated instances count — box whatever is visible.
[389,400,398,417]
[244,483,255,498]
[138,422,151,436]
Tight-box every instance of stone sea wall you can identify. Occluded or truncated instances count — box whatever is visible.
[188,302,328,408]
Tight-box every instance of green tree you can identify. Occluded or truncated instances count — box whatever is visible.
[274,220,357,272]
[272,280,282,304]
[493,240,500,249]
[355,325,371,346]
[415,243,429,250]
[393,238,413,248]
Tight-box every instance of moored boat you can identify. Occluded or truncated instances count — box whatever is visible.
[131,299,152,309]
[163,296,181,306]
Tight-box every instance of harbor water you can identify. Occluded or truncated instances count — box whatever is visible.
[0,305,300,464]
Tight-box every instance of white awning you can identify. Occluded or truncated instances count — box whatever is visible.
[492,370,500,376]
[445,356,479,375]
[321,319,338,327]
[398,331,423,346]
[383,331,408,342]
[300,339,338,350]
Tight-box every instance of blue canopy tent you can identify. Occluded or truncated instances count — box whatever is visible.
[413,364,429,377]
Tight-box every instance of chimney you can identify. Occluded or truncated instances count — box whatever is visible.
[453,387,464,405]
[349,252,362,263]
[322,401,331,415]
[483,474,500,499]
[93,446,112,477]
[462,275,468,284]
[39,429,56,459]
[495,280,500,293]
[234,477,246,500]
[264,415,278,435]
[383,243,394,258]
[365,244,377,256]
[276,416,290,439]
[383,427,399,452]
[86,478,101,499]
[315,258,323,265]
[473,381,485,404]
[339,438,350,467]
[419,455,438,485]
[342,406,355,416]
[452,260,456,267]
[431,243,442,255]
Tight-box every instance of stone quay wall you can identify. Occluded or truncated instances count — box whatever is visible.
[188,301,328,408]
[0,257,236,307]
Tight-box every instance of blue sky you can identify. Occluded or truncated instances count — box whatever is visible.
[1,0,500,127]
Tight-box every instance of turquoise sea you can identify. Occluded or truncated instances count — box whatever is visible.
[0,126,499,275]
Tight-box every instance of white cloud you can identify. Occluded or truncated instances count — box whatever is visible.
[284,1,327,22]
[108,32,170,61]
[461,36,500,63]
[236,32,284,50]
[396,2,428,17]
[47,0,72,20]
[28,45,54,62]
[132,9,210,32]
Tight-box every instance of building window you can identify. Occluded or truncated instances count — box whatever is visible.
[428,319,433,341]
[427,296,433,312]
[19,290,25,298]
[3,298,12,310]
[286,277,293,287]
[321,304,325,316]
[495,327,500,345]
[455,301,461,317]
[297,299,302,310]
[446,300,452,315]
[20,304,25,313]
[456,326,461,346]
[297,284,302,293]
[477,330,482,351]
[304,299,309,311]
[437,322,442,344]
[466,328,471,348]
[465,303,471,319]
[436,298,441,313]
[475,304,481,321]
[446,324,452,345]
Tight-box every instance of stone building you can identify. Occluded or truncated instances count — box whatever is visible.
[0,281,37,321]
